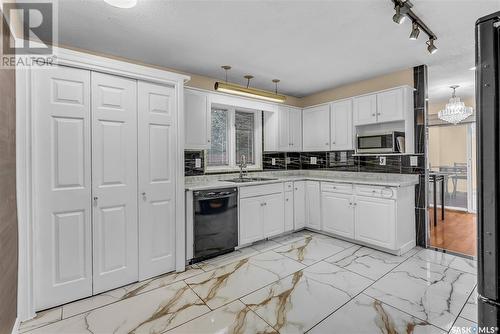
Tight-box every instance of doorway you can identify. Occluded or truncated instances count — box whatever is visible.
[426,101,477,257]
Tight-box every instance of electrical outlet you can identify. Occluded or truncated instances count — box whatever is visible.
[271,158,276,166]
[340,152,347,163]
[285,157,291,164]
[410,156,418,167]
[310,157,317,165]
[195,158,202,168]
[379,156,386,166]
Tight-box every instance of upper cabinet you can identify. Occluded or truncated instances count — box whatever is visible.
[302,104,330,151]
[278,106,302,151]
[330,99,354,151]
[185,89,210,150]
[353,86,413,126]
[353,94,377,126]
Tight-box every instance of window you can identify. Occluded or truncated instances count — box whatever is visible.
[207,104,262,171]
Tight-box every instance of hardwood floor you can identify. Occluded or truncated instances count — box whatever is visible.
[429,208,477,257]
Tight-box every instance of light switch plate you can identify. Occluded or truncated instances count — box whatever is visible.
[285,157,291,164]
[379,156,386,166]
[340,152,347,162]
[271,158,276,166]
[195,158,202,168]
[311,157,317,165]
[410,156,418,167]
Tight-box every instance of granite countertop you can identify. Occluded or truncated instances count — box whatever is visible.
[185,170,420,191]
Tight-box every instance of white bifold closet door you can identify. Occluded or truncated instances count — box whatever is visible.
[138,81,177,280]
[91,72,139,294]
[33,65,93,309]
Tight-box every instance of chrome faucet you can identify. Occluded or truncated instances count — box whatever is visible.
[239,154,247,179]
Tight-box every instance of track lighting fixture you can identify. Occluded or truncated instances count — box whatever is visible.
[390,0,437,55]
[426,38,438,54]
[409,22,420,40]
[392,4,406,24]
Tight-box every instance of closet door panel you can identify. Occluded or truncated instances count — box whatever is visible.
[33,65,92,310]
[92,72,138,293]
[138,81,177,280]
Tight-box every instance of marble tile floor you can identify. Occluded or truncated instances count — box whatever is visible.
[20,230,478,334]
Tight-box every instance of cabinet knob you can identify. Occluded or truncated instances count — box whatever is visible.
[372,113,376,116]
[207,139,211,143]
[93,196,98,206]
[325,143,329,146]
[294,187,298,190]
[377,113,381,116]
[332,141,335,144]
[286,198,289,202]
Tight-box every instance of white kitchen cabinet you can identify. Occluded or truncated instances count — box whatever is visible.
[377,88,404,123]
[263,192,285,238]
[305,181,321,230]
[239,196,265,245]
[284,191,294,232]
[293,181,306,230]
[138,81,176,281]
[353,94,377,126]
[185,89,210,149]
[321,192,354,238]
[239,184,284,244]
[289,107,302,151]
[330,99,354,150]
[355,196,396,249]
[263,111,279,151]
[302,104,330,151]
[277,106,302,152]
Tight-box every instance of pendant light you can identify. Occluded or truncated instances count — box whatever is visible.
[214,66,286,103]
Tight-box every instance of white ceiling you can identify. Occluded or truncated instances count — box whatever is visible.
[55,0,499,101]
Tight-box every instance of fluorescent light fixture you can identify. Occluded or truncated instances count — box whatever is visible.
[103,0,137,8]
[214,81,286,103]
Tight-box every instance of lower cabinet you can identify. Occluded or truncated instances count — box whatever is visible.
[240,196,265,245]
[305,181,321,230]
[321,192,354,238]
[239,189,284,245]
[355,196,396,249]
[293,181,306,229]
[284,191,294,232]
[263,193,285,237]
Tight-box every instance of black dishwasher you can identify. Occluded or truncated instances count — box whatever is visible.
[192,188,238,263]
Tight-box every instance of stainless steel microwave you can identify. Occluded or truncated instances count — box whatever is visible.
[356,131,405,154]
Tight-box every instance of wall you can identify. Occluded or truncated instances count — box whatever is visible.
[0,11,18,334]
[299,68,414,107]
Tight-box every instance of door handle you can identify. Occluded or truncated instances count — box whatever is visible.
[93,196,98,206]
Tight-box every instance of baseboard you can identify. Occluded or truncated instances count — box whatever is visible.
[11,317,20,334]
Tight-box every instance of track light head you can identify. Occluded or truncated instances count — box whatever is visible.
[392,5,406,24]
[426,38,438,54]
[409,22,420,40]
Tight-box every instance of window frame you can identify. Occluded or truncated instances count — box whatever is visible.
[206,104,262,173]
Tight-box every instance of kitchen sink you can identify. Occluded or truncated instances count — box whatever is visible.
[223,177,278,183]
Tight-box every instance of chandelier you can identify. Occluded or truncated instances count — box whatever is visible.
[438,85,473,124]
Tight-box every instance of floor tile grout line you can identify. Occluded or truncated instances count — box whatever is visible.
[357,251,475,332]
[22,270,209,333]
[238,298,282,333]
[306,252,420,333]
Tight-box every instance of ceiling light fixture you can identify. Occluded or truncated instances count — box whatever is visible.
[438,85,473,124]
[391,0,437,55]
[214,66,286,103]
[409,22,420,40]
[392,4,407,24]
[426,38,438,54]
[103,0,137,8]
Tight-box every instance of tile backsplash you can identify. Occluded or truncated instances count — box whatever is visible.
[186,149,424,176]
